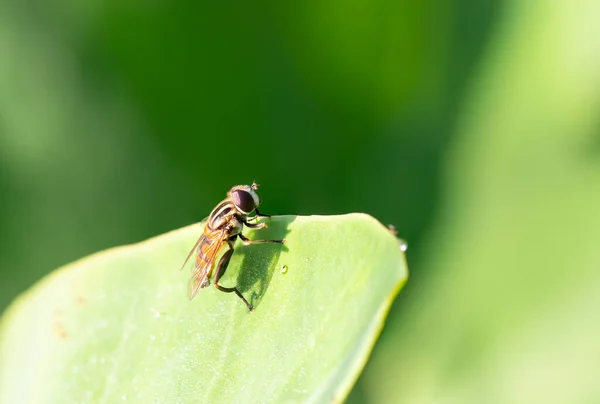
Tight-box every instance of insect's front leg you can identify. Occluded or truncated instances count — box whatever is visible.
[243,219,267,229]
[253,207,271,219]
[239,233,285,245]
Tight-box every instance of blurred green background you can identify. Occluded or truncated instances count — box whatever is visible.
[2,0,600,402]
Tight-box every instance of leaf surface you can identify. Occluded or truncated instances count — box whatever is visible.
[0,213,407,403]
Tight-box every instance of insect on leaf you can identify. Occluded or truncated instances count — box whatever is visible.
[0,214,408,404]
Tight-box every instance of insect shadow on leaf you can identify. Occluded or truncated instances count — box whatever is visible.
[233,215,294,309]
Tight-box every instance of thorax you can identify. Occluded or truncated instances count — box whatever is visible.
[206,200,246,237]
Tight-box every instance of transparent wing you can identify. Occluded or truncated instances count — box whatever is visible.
[188,274,208,300]
[180,234,204,272]
[179,219,211,272]
[187,229,228,300]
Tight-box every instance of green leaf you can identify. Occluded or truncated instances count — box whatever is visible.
[0,213,407,403]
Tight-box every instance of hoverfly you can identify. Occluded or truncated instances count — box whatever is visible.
[180,183,285,311]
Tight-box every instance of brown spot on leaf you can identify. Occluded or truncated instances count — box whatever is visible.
[53,322,68,339]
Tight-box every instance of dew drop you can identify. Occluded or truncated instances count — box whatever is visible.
[400,241,408,252]
[280,265,288,274]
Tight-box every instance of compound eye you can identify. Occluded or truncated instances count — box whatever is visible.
[232,190,256,213]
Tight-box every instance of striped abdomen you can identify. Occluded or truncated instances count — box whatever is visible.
[192,231,226,288]
[188,197,245,298]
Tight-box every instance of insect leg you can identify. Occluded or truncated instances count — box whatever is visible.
[214,244,254,312]
[239,233,285,245]
[253,207,271,218]
[243,219,266,229]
